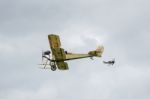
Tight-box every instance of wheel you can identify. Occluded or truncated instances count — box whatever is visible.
[51,65,57,71]
[50,62,57,71]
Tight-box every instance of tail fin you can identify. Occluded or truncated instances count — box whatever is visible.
[88,45,104,57]
[95,45,104,57]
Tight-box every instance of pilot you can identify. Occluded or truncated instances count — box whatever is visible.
[65,51,68,54]
[111,60,115,65]
[44,51,51,55]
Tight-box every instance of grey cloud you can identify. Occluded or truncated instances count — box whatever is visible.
[0,0,150,99]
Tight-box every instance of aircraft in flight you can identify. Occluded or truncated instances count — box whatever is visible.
[103,59,115,65]
[39,34,104,71]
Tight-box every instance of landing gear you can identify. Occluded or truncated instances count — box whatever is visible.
[90,57,94,60]
[41,50,57,71]
[51,65,57,71]
[50,61,57,71]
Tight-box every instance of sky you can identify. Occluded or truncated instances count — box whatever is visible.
[0,0,150,99]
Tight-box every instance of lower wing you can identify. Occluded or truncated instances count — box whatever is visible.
[56,61,69,70]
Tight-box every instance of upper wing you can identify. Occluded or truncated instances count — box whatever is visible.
[48,34,66,61]
[48,34,61,48]
[48,34,69,70]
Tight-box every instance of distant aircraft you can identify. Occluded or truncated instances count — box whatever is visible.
[103,59,115,65]
[39,34,104,71]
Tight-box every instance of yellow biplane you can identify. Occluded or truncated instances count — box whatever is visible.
[40,34,104,71]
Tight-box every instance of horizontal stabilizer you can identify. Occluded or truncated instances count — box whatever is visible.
[88,45,104,57]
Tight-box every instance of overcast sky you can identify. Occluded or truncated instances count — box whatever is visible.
[0,0,150,99]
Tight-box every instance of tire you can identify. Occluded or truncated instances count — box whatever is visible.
[51,65,57,71]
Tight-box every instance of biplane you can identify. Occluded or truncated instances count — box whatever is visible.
[39,34,104,71]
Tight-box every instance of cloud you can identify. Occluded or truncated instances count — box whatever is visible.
[0,0,150,99]
[1,65,150,99]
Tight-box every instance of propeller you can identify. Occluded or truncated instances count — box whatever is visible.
[42,50,44,61]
